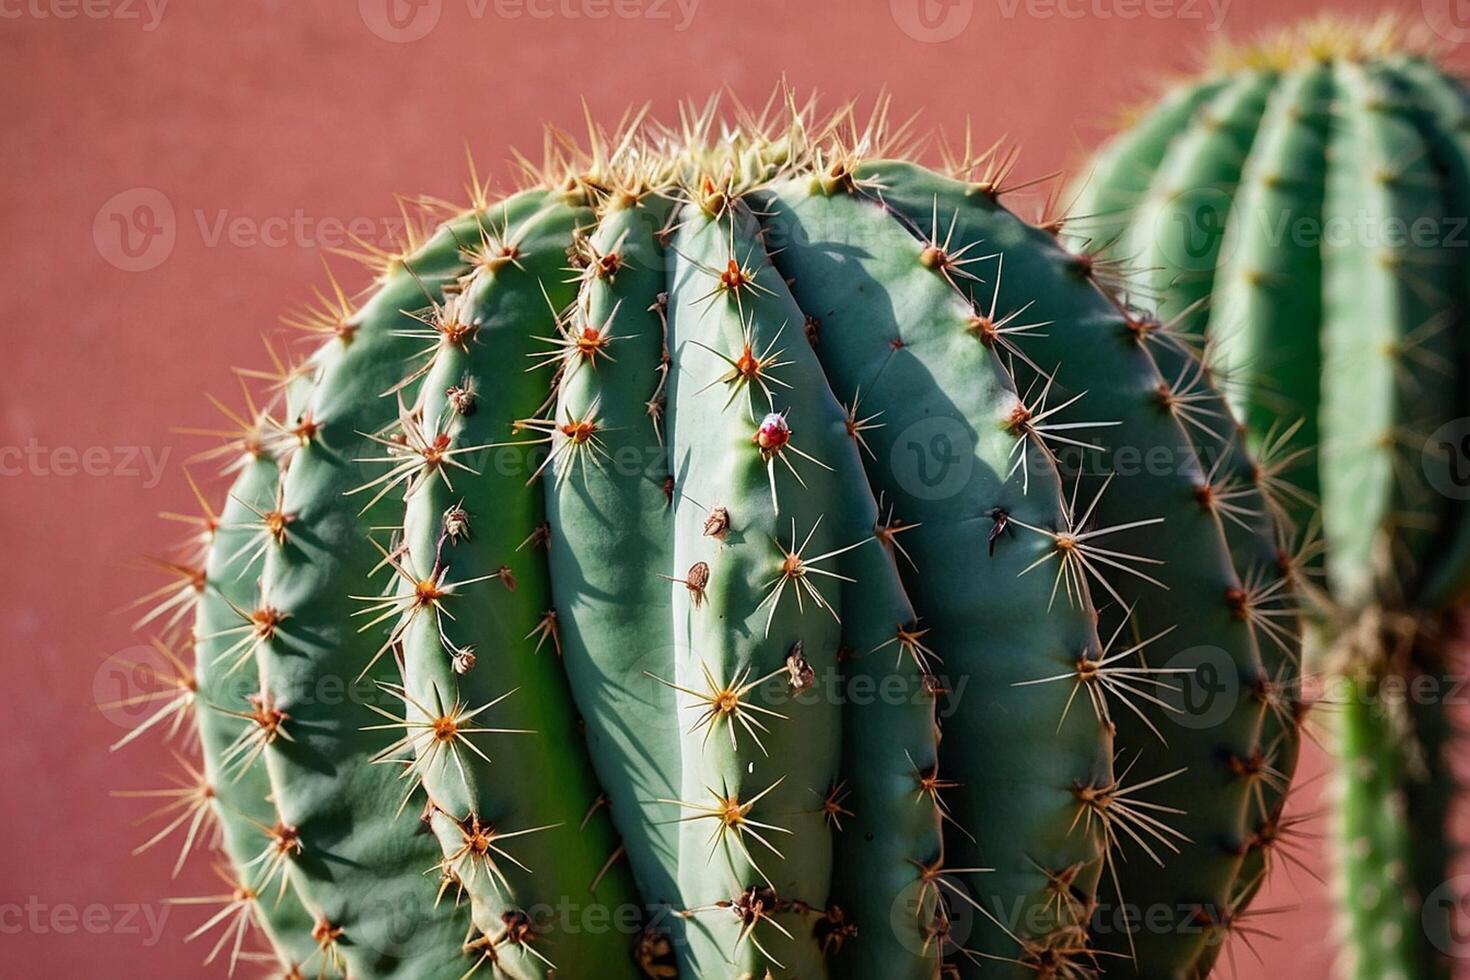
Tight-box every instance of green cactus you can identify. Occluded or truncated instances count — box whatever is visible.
[1072,16,1470,980]
[121,100,1304,979]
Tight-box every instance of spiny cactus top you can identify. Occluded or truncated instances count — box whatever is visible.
[124,99,1304,980]
[1071,14,1470,620]
[1072,18,1470,980]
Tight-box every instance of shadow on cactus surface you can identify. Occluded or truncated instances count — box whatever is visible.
[1073,13,1470,980]
[118,92,1317,980]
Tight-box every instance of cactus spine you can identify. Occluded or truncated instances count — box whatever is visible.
[122,99,1304,979]
[1073,17,1470,980]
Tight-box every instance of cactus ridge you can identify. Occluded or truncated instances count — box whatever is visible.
[1072,18,1470,980]
[191,449,325,975]
[121,97,1303,980]
[764,160,1302,978]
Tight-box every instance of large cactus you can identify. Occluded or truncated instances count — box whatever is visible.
[1072,17,1470,980]
[120,100,1303,979]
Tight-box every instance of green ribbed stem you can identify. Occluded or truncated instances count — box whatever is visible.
[122,110,1304,980]
[1075,35,1470,980]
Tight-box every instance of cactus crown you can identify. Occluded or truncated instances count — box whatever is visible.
[1205,13,1440,74]
[1074,20,1470,616]
[124,96,1304,980]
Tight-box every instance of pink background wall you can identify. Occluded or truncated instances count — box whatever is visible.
[3,0,1445,975]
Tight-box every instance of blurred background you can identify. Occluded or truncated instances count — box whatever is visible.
[4,0,1457,975]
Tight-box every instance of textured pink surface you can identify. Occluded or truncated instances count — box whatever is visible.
[4,0,1432,975]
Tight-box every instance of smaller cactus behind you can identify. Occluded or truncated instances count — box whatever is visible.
[1071,16,1470,980]
[121,97,1304,980]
